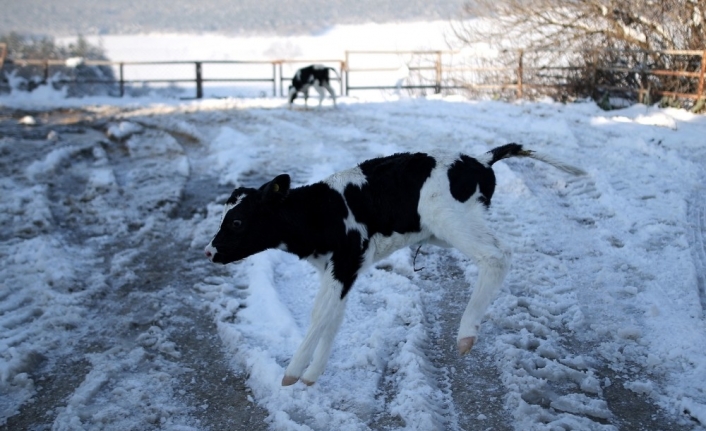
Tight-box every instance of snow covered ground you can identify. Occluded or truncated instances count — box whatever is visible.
[2,92,706,431]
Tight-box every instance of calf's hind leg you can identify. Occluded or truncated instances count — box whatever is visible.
[431,213,511,354]
[313,84,327,107]
[322,82,337,107]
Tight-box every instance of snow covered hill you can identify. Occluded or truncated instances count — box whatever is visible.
[1,94,705,431]
[1,0,467,37]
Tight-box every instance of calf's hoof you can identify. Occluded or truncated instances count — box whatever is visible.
[458,336,476,355]
[281,375,299,386]
[300,379,315,386]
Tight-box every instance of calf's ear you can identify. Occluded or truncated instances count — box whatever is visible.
[261,174,291,203]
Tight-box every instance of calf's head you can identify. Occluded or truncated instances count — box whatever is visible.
[205,174,291,264]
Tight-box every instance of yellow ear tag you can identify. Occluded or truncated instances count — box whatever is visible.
[273,183,280,193]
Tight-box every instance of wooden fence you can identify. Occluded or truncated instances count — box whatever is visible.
[0,58,344,99]
[1,49,705,104]
[345,49,706,103]
[591,49,706,103]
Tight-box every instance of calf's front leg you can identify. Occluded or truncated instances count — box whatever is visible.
[282,269,350,386]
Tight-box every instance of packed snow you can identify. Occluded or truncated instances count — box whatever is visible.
[2,21,706,431]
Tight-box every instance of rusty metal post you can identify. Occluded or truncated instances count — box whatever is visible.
[195,62,203,99]
[435,51,442,94]
[345,51,350,96]
[638,50,648,104]
[591,49,598,97]
[698,50,706,101]
[43,60,49,83]
[279,62,284,97]
[119,63,124,97]
[339,61,344,96]
[272,62,277,97]
[517,50,524,99]
[0,43,6,69]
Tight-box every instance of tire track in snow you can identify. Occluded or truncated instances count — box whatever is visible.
[687,188,706,315]
[412,248,512,431]
[368,262,457,431]
[505,157,699,431]
[1,114,271,431]
[484,165,617,430]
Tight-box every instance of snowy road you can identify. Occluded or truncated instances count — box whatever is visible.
[1,97,705,431]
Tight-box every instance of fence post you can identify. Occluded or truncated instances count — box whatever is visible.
[272,62,277,97]
[517,49,524,99]
[345,51,350,96]
[590,49,598,97]
[0,43,6,69]
[43,60,49,84]
[195,62,203,99]
[435,51,442,94]
[698,50,706,101]
[119,63,124,97]
[638,50,648,104]
[339,61,344,96]
[279,62,283,97]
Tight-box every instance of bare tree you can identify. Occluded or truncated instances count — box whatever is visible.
[454,0,703,51]
[450,0,706,107]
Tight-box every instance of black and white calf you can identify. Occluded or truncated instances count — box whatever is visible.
[204,144,585,386]
[288,64,338,108]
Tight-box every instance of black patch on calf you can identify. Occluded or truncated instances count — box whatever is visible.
[447,155,496,206]
[278,183,349,259]
[345,153,436,238]
[332,230,366,297]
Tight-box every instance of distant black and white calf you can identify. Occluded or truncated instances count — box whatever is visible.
[204,144,585,386]
[288,64,339,108]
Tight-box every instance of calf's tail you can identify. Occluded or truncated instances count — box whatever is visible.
[487,143,586,176]
[327,67,341,79]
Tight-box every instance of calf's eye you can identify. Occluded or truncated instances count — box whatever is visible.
[232,220,242,228]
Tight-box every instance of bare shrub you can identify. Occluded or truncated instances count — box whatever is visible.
[450,0,706,109]
[0,33,116,97]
